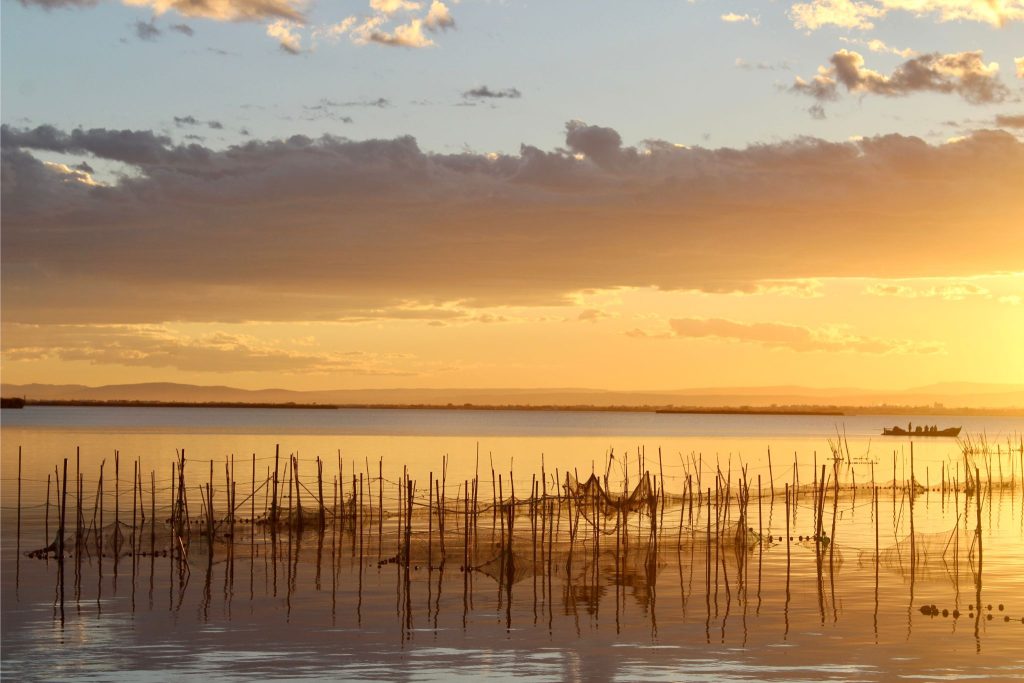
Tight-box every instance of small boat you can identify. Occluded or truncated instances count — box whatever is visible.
[882,424,961,437]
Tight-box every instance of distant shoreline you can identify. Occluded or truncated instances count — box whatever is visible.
[656,408,843,416]
[3,398,1023,417]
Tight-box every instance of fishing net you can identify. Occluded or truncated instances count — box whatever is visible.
[858,525,976,575]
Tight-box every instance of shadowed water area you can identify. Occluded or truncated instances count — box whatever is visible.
[3,407,1024,681]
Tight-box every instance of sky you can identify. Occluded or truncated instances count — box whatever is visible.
[1,0,1023,393]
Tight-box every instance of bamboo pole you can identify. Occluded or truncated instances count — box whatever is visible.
[60,458,69,558]
[115,451,120,551]
[294,455,303,531]
[45,473,51,548]
[17,448,23,554]
[318,457,325,531]
[151,471,156,556]
[272,446,280,526]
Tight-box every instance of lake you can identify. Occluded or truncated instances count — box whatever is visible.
[2,406,1023,681]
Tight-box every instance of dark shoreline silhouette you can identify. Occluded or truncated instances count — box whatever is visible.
[2,398,1023,417]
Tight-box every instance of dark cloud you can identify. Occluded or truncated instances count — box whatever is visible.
[135,19,161,41]
[169,23,194,36]
[564,120,636,169]
[173,115,224,130]
[462,86,522,99]
[794,50,1010,105]
[2,124,209,167]
[996,114,1024,128]
[2,122,1022,325]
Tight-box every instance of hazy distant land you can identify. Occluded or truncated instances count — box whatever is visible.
[3,381,1023,416]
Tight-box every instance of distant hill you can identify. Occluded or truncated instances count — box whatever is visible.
[4,381,1024,410]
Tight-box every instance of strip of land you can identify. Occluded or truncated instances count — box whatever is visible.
[3,397,1023,417]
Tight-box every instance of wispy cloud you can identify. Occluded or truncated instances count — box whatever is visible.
[577,308,613,323]
[121,0,304,22]
[735,58,792,71]
[662,318,943,354]
[2,324,416,375]
[865,282,991,300]
[20,0,459,52]
[790,0,1024,31]
[721,12,760,25]
[839,36,915,58]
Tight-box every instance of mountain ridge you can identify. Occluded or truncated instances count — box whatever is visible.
[4,381,1023,409]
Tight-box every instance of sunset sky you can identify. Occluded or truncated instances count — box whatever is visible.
[2,0,1023,392]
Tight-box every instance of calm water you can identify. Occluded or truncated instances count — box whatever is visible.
[3,406,1024,681]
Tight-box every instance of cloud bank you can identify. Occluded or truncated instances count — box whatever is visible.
[3,121,1022,325]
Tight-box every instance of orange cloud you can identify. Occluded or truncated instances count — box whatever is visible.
[3,122,1022,326]
[665,318,944,354]
[865,281,991,300]
[2,324,415,375]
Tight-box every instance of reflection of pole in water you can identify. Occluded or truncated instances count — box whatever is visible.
[17,447,22,596]
[874,484,879,644]
[114,451,120,589]
[756,474,763,616]
[784,483,790,641]
[57,458,69,628]
[463,481,469,630]
[713,478,720,620]
[829,461,838,624]
[974,465,982,654]
[548,499,554,636]
[433,555,442,633]
[705,487,712,644]
[202,544,213,622]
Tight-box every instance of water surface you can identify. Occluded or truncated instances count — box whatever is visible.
[3,406,1023,681]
